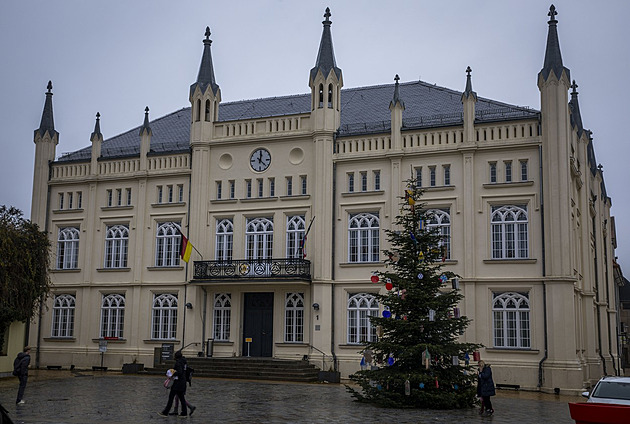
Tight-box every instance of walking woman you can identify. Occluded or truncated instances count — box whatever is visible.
[158,351,188,418]
[477,360,496,416]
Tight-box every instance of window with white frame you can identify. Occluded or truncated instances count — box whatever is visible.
[215,219,233,261]
[489,163,497,183]
[157,186,163,203]
[520,160,528,181]
[177,185,184,203]
[415,167,422,187]
[155,222,181,267]
[286,215,305,259]
[51,294,75,338]
[286,177,293,196]
[443,165,451,186]
[491,205,528,259]
[301,176,307,195]
[429,166,436,187]
[77,191,83,209]
[59,193,64,209]
[348,212,380,263]
[347,293,379,344]
[151,293,177,340]
[361,172,368,192]
[373,170,381,190]
[269,178,275,197]
[104,225,129,268]
[246,217,273,260]
[348,173,355,192]
[258,179,264,198]
[126,188,132,206]
[505,161,513,183]
[167,185,173,203]
[285,293,304,342]
[426,208,451,260]
[492,292,530,348]
[116,188,122,206]
[68,192,74,209]
[216,181,222,200]
[100,293,125,338]
[229,180,235,199]
[57,227,79,269]
[213,293,231,341]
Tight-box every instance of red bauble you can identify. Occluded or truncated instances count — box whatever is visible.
[385,282,393,290]
[371,275,379,283]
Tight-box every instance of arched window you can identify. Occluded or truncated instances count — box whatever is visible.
[215,219,233,261]
[286,216,305,259]
[195,99,201,121]
[104,224,129,268]
[57,227,79,269]
[318,84,324,108]
[100,294,125,338]
[348,213,380,263]
[426,209,451,260]
[246,217,273,260]
[51,294,75,338]
[205,99,211,121]
[327,84,333,108]
[213,293,231,341]
[491,205,528,259]
[347,293,379,344]
[285,293,304,342]
[492,292,530,348]
[155,222,182,267]
[152,293,178,340]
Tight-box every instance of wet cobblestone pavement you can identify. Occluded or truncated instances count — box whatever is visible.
[0,370,581,423]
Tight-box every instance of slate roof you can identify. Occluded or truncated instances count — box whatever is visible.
[57,80,539,163]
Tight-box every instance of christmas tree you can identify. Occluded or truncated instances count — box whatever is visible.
[347,180,481,409]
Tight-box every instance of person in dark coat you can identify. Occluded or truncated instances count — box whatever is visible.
[477,360,496,415]
[159,350,188,417]
[14,346,31,405]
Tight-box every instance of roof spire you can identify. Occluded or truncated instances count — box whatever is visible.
[190,26,220,97]
[540,4,570,82]
[36,80,57,138]
[139,106,152,136]
[462,66,477,100]
[91,112,102,140]
[569,80,584,136]
[310,7,342,82]
[390,74,404,109]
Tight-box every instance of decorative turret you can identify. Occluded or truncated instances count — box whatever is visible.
[90,112,103,175]
[461,66,477,143]
[309,7,343,132]
[190,27,221,145]
[569,80,584,137]
[390,75,404,150]
[538,4,570,85]
[31,81,59,226]
[139,107,151,170]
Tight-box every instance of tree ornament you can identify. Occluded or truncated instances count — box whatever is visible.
[454,384,459,390]
[428,309,436,321]
[439,274,448,283]
[435,377,439,388]
[452,355,459,366]
[371,275,379,283]
[382,310,391,318]
[385,281,393,290]
[453,307,461,318]
[417,272,423,280]
[464,352,470,365]
[451,278,460,290]
[387,356,395,366]
[400,289,407,299]
[405,379,411,396]
[418,251,424,261]
[419,382,425,389]
[423,348,431,369]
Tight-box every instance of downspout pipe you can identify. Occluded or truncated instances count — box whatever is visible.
[593,210,608,375]
[182,147,193,351]
[537,144,549,389]
[603,219,618,375]
[201,286,208,356]
[331,134,337,371]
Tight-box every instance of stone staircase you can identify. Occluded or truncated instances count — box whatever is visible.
[150,357,320,383]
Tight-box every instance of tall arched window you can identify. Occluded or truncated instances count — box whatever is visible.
[246,217,273,260]
[215,219,233,261]
[318,84,324,108]
[57,227,80,269]
[104,224,129,268]
[152,293,178,340]
[347,293,379,344]
[195,99,201,121]
[492,292,530,348]
[213,293,231,341]
[100,293,125,338]
[426,209,451,260]
[205,99,211,121]
[51,294,75,338]
[491,205,528,259]
[327,84,333,108]
[285,293,304,342]
[286,215,305,259]
[348,213,380,263]
[155,222,182,267]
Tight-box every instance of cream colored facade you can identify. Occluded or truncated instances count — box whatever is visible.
[28,7,620,393]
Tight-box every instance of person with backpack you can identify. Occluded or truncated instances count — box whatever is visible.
[158,350,189,418]
[13,346,31,405]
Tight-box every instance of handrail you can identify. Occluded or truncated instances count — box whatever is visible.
[309,345,337,371]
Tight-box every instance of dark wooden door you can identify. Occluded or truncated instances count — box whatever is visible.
[243,292,273,357]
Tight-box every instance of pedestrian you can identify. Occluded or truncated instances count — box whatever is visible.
[158,350,188,418]
[477,360,496,416]
[164,368,196,416]
[13,346,31,405]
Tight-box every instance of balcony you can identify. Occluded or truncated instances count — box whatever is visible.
[192,258,312,282]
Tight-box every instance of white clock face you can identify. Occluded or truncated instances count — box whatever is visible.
[250,148,271,172]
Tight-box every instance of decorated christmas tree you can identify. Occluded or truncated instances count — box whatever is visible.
[347,180,481,409]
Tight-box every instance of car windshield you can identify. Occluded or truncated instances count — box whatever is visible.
[592,381,630,401]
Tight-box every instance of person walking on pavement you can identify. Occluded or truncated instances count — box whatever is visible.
[158,350,188,418]
[14,346,31,405]
[477,360,496,416]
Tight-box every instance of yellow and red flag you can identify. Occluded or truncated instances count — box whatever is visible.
[180,233,193,263]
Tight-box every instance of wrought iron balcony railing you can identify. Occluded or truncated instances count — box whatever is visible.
[192,258,312,281]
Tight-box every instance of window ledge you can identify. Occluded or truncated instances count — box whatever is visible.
[339,262,384,267]
[142,339,181,344]
[43,337,76,342]
[483,259,536,264]
[96,268,131,272]
[52,208,84,214]
[210,199,239,204]
[279,194,310,201]
[485,348,539,354]
[241,196,279,203]
[341,190,385,197]
[101,205,134,211]
[212,340,234,345]
[338,344,366,350]
[147,266,185,271]
[275,342,309,347]
[151,202,186,208]
[92,338,127,343]
[422,185,455,192]
[483,181,534,189]
[51,268,81,273]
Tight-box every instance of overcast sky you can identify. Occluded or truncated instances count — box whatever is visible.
[1,0,629,272]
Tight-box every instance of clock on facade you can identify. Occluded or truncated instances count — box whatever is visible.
[250,148,271,172]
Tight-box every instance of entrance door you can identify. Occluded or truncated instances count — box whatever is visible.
[242,292,273,357]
